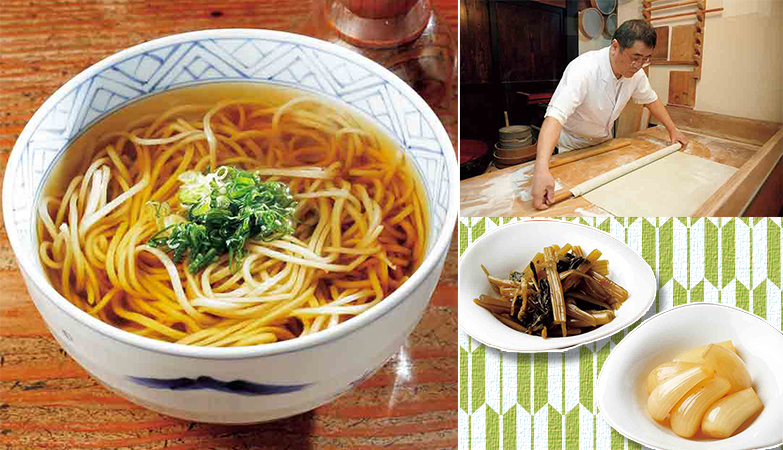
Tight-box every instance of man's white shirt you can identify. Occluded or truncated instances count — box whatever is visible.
[545,46,658,152]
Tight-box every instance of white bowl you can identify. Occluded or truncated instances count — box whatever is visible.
[457,219,656,352]
[597,303,783,450]
[2,29,457,423]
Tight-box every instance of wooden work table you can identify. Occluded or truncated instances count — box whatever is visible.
[0,0,458,448]
[461,112,783,217]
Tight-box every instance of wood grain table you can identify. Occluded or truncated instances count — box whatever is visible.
[0,1,458,448]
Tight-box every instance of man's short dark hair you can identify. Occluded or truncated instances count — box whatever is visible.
[613,19,657,49]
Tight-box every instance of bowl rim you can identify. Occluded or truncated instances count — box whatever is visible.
[3,28,458,360]
[457,217,657,353]
[596,302,783,450]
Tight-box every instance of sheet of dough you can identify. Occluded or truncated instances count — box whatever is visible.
[582,152,737,216]
[570,143,681,197]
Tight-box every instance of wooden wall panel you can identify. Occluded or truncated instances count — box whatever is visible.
[460,0,573,140]
[669,71,696,107]
[494,2,565,82]
[506,80,561,125]
[459,0,492,83]
[534,0,567,8]
[653,26,669,60]
[670,24,696,62]
[461,84,504,144]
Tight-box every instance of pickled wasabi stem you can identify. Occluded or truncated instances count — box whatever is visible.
[584,249,602,264]
[565,300,597,327]
[584,309,614,325]
[522,252,545,277]
[674,340,737,364]
[646,361,703,394]
[477,244,623,338]
[473,297,508,315]
[701,387,763,438]
[560,250,597,292]
[670,376,731,438]
[591,259,609,276]
[499,286,518,297]
[647,365,714,421]
[567,291,612,310]
[491,312,529,333]
[487,275,521,290]
[702,344,752,394]
[543,246,567,335]
[566,317,593,328]
[587,269,629,302]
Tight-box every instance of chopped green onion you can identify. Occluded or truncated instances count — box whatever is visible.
[148,166,297,273]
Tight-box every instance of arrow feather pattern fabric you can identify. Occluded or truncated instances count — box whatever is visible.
[458,217,783,450]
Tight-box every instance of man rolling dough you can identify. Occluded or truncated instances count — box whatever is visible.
[532,19,689,210]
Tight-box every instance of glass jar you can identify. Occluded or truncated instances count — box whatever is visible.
[299,0,456,111]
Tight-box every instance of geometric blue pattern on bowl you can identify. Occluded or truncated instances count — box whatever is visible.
[7,31,453,266]
[128,375,310,396]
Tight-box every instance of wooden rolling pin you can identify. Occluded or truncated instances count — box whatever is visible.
[643,0,698,13]
[549,142,683,206]
[552,189,577,204]
[647,7,723,22]
[549,140,631,168]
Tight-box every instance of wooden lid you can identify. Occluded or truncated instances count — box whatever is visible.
[499,125,532,140]
[498,136,533,148]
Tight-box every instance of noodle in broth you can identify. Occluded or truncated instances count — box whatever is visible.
[37,85,427,347]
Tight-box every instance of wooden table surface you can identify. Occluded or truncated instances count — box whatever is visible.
[0,1,459,448]
[460,125,762,217]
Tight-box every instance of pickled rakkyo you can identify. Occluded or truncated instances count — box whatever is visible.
[648,365,714,421]
[670,377,731,437]
[644,341,763,440]
[701,387,763,438]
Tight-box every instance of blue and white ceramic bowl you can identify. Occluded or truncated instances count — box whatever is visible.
[2,29,457,423]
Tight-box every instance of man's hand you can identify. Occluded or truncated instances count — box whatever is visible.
[645,100,689,148]
[669,128,689,147]
[531,116,562,209]
[532,168,556,210]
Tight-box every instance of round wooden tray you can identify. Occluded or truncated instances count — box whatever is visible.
[579,8,604,40]
[494,142,536,159]
[493,150,530,165]
[603,13,617,39]
[591,0,617,15]
[498,135,533,148]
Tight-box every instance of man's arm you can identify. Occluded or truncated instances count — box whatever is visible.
[645,98,689,147]
[531,117,563,210]
[531,59,587,210]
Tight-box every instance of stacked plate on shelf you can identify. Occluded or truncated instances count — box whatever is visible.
[494,125,536,169]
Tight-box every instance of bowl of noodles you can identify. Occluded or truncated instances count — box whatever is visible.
[3,29,457,423]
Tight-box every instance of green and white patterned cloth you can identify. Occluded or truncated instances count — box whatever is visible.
[458,217,783,450]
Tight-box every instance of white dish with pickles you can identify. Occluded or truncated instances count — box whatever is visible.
[597,302,783,450]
